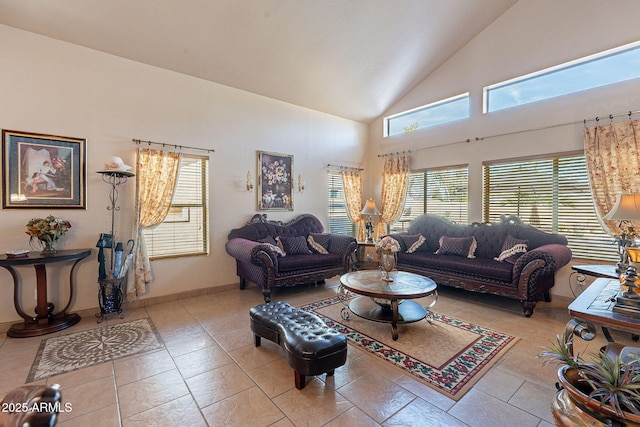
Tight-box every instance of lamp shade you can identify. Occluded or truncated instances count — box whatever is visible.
[361,198,381,215]
[603,194,640,220]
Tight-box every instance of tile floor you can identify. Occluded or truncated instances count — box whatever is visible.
[0,279,635,427]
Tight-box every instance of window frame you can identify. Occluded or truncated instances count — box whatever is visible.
[384,93,470,137]
[327,170,356,237]
[143,154,209,260]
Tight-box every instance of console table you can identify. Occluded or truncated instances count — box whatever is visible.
[0,249,91,338]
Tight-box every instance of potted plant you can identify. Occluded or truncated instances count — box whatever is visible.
[539,332,640,425]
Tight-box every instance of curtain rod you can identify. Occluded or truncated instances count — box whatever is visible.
[376,150,412,158]
[386,107,640,155]
[132,138,215,153]
[327,163,363,171]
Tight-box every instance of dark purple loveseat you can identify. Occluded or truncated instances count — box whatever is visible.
[387,214,572,317]
[226,214,357,302]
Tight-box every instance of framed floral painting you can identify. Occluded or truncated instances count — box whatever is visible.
[2,130,87,209]
[257,151,293,211]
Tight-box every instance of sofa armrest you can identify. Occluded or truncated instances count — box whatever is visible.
[225,238,280,268]
[327,234,358,270]
[512,244,572,276]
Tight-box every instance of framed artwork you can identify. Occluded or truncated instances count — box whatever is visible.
[257,151,293,211]
[2,130,87,209]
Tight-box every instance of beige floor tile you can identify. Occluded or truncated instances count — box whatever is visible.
[227,339,284,371]
[336,373,415,423]
[55,376,117,423]
[0,334,43,355]
[117,369,190,418]
[247,357,296,397]
[383,397,468,427]
[273,379,353,427]
[200,386,285,426]
[393,374,456,412]
[448,388,540,427]
[47,361,114,389]
[323,406,380,426]
[123,395,206,427]
[508,380,556,424]
[473,366,525,402]
[162,327,217,357]
[57,403,120,427]
[173,342,234,379]
[186,363,255,408]
[113,348,176,386]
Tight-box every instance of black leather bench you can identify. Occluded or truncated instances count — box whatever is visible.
[249,301,347,389]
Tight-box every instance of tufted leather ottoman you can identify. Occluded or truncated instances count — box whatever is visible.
[250,301,347,389]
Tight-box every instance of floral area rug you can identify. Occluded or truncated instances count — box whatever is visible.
[298,295,518,400]
[27,318,164,382]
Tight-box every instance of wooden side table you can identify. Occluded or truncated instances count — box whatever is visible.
[570,264,618,297]
[564,278,640,353]
[0,249,91,338]
[353,242,378,270]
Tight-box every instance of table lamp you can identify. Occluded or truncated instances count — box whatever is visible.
[361,198,381,243]
[603,193,640,273]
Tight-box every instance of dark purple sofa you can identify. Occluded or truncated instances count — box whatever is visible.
[387,214,572,317]
[226,214,357,302]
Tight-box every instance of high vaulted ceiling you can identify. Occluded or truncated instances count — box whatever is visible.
[0,0,516,123]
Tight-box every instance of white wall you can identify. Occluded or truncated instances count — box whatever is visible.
[0,25,367,324]
[368,0,640,298]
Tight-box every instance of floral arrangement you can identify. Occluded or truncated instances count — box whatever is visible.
[262,160,290,186]
[376,236,400,253]
[26,215,72,248]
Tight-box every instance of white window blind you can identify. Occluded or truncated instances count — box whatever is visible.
[483,153,614,261]
[143,155,209,259]
[393,166,469,231]
[327,171,355,236]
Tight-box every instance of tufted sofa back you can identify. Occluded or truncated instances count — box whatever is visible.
[407,214,568,260]
[228,214,325,242]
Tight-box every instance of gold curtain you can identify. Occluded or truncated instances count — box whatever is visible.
[375,156,410,239]
[341,170,365,242]
[127,148,180,300]
[584,119,640,235]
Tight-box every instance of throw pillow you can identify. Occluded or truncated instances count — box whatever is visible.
[261,242,285,257]
[495,235,529,263]
[278,236,312,255]
[435,235,477,258]
[401,234,427,253]
[258,236,277,246]
[307,234,330,254]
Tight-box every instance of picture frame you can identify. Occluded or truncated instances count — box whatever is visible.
[257,151,293,211]
[2,130,87,209]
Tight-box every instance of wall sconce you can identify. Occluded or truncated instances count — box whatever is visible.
[246,171,254,192]
[298,174,305,193]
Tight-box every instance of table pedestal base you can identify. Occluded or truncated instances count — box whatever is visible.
[7,313,81,338]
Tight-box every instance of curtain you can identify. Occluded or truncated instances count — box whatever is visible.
[341,170,365,241]
[375,156,410,239]
[127,148,180,300]
[584,119,640,236]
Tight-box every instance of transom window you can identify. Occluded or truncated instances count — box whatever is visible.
[143,155,209,259]
[483,153,614,261]
[485,40,640,113]
[384,93,470,137]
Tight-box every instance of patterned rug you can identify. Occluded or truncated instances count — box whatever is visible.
[27,318,164,382]
[298,295,518,400]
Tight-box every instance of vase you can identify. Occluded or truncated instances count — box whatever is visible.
[379,250,397,282]
[40,240,57,256]
[553,365,640,426]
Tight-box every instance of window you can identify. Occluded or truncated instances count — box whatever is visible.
[393,165,468,230]
[485,40,640,113]
[384,93,470,137]
[143,155,209,259]
[483,153,614,261]
[327,171,355,236]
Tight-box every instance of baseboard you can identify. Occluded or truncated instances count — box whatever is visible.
[0,283,238,335]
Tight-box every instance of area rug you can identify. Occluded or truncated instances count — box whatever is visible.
[27,318,164,382]
[298,295,518,400]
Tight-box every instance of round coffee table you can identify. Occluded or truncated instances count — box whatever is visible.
[339,270,437,340]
